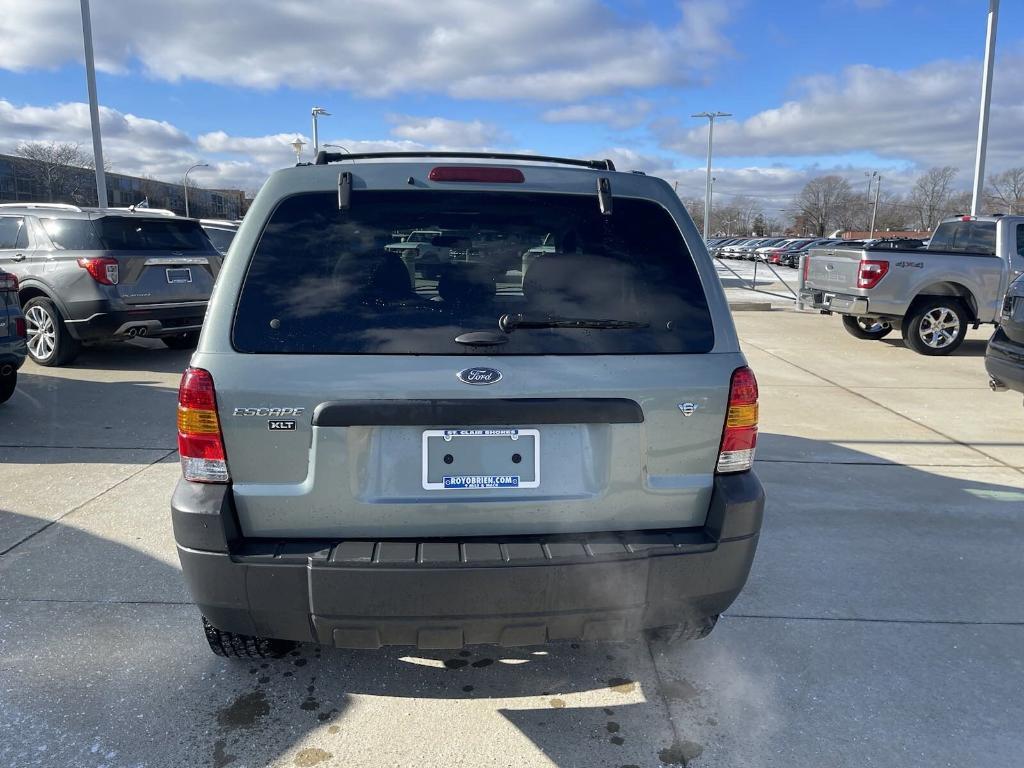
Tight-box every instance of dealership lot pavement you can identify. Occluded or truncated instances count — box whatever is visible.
[1,311,1022,768]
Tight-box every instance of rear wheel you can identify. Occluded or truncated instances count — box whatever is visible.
[162,331,200,350]
[842,315,893,340]
[202,616,297,659]
[23,298,81,367]
[0,371,16,404]
[902,299,968,356]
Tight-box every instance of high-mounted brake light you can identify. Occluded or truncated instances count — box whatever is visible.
[77,257,119,285]
[857,259,889,289]
[717,366,758,474]
[428,166,525,183]
[177,367,230,483]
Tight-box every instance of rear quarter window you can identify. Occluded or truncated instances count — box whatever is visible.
[232,190,714,355]
[928,221,997,255]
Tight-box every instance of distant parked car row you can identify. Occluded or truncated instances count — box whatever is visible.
[0,203,240,367]
[706,235,928,269]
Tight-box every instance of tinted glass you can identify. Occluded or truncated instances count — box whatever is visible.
[234,190,713,355]
[0,216,24,249]
[41,218,102,250]
[203,226,236,253]
[928,221,997,255]
[1017,224,1024,259]
[94,216,212,251]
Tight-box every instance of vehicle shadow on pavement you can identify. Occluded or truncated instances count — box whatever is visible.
[878,336,989,357]
[66,339,194,374]
[3,435,1024,767]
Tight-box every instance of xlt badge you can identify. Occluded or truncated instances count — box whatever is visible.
[268,420,296,431]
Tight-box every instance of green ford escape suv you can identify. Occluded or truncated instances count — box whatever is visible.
[171,152,765,657]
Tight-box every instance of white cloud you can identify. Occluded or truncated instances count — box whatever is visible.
[387,116,506,148]
[542,101,652,130]
[656,56,1024,175]
[0,0,733,102]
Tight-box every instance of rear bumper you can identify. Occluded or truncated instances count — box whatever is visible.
[798,289,869,315]
[63,300,207,341]
[173,473,765,649]
[986,328,1024,395]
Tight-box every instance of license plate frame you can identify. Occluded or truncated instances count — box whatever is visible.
[421,428,540,490]
[166,267,193,284]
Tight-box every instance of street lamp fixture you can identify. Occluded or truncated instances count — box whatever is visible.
[692,111,731,241]
[311,107,331,156]
[291,137,306,164]
[183,162,209,218]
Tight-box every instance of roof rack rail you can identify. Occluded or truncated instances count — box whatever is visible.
[0,202,83,212]
[313,150,615,172]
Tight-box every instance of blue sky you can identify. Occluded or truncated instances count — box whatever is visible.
[0,0,1021,206]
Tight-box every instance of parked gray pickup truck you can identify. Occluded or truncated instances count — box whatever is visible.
[800,215,1024,355]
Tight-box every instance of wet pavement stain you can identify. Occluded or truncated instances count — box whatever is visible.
[603,707,614,716]
[258,676,271,685]
[300,696,320,711]
[658,740,704,766]
[217,690,271,730]
[293,747,332,766]
[459,650,472,657]
[283,671,294,678]
[607,677,636,694]
[328,725,341,734]
[294,658,308,667]
[317,708,339,723]
[443,658,468,669]
[471,658,494,668]
[212,738,237,767]
[462,685,475,692]
[606,721,620,733]
[549,698,567,708]
[660,678,701,703]
[609,735,625,746]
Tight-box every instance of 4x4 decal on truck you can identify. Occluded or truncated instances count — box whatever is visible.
[895,261,924,268]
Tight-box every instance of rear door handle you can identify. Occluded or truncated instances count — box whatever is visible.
[10,253,25,262]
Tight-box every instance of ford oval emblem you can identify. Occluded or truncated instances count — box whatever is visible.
[457,367,502,385]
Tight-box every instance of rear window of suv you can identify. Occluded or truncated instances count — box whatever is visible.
[94,216,212,251]
[233,190,713,355]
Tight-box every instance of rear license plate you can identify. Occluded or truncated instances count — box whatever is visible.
[166,268,192,284]
[422,428,539,490]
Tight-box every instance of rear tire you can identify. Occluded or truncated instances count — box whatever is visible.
[0,371,16,404]
[901,299,968,356]
[23,297,81,367]
[644,614,719,644]
[162,331,200,350]
[842,315,893,340]
[202,616,297,659]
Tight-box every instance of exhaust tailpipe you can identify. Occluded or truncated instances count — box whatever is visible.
[136,327,148,337]
[126,328,138,338]
[989,377,1008,392]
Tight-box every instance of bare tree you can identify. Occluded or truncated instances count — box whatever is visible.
[795,175,852,236]
[986,167,1024,214]
[14,141,99,203]
[907,166,958,230]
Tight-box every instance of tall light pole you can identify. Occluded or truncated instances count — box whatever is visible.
[79,0,107,208]
[183,162,208,218]
[971,0,1000,216]
[311,107,330,156]
[692,111,731,241]
[869,175,882,239]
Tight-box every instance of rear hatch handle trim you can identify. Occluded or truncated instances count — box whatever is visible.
[312,398,644,427]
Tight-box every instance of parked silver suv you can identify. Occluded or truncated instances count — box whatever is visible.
[0,203,222,365]
[172,152,765,657]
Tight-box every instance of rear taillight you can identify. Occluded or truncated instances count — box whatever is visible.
[177,367,229,483]
[77,257,119,285]
[857,259,889,289]
[14,317,26,337]
[801,253,811,282]
[0,272,17,292]
[717,366,758,474]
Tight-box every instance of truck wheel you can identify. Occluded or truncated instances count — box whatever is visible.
[202,616,297,659]
[644,615,719,644]
[0,371,16,404]
[902,299,968,356]
[842,316,893,340]
[162,332,200,350]
[23,297,81,367]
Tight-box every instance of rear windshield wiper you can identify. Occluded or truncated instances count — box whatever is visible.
[498,313,649,333]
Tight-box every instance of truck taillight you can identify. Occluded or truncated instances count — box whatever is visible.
[177,367,230,483]
[15,317,26,337]
[77,257,119,285]
[857,260,889,289]
[717,366,758,474]
[802,253,811,283]
[0,273,17,292]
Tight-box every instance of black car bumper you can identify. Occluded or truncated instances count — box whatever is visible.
[63,300,207,341]
[173,473,765,649]
[986,327,1024,395]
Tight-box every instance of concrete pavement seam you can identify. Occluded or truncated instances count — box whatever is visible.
[745,341,1024,477]
[725,613,1024,626]
[0,448,178,558]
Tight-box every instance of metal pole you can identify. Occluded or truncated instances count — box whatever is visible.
[312,113,319,155]
[183,163,208,218]
[869,175,881,239]
[692,111,731,241]
[80,0,107,208]
[971,0,999,216]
